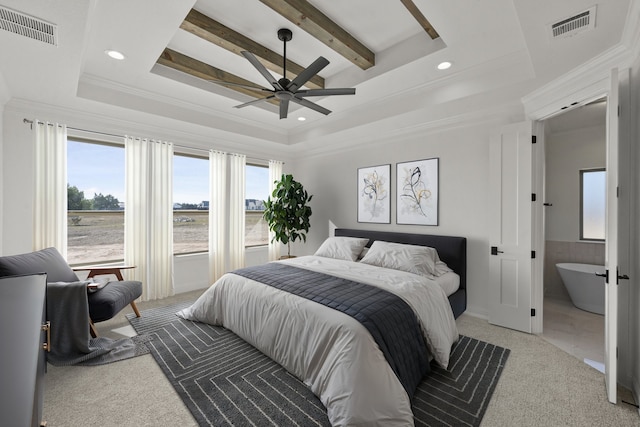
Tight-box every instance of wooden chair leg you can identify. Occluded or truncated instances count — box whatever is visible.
[130,301,141,318]
[89,320,98,338]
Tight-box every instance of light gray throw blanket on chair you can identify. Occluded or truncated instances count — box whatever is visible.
[46,281,148,366]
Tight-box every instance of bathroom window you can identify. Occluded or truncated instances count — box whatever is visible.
[580,169,605,241]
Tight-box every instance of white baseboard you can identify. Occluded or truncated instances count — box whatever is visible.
[462,309,488,320]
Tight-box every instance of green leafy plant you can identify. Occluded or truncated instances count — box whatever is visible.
[263,174,313,258]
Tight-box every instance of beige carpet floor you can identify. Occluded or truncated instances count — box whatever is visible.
[42,290,640,426]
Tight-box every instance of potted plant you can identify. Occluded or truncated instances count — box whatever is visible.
[263,174,313,258]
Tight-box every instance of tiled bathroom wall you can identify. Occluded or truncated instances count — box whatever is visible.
[544,240,606,301]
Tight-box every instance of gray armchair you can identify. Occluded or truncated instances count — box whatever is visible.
[0,248,142,336]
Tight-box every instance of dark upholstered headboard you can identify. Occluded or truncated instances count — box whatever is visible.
[334,228,467,318]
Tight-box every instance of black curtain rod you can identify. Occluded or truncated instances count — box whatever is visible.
[21,118,276,164]
[23,118,123,140]
[22,118,284,164]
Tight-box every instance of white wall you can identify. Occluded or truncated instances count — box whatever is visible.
[290,116,515,317]
[545,125,606,241]
[0,105,4,254]
[1,109,33,255]
[0,74,7,254]
[0,105,3,254]
[630,53,640,409]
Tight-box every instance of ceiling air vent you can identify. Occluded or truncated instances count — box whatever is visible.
[549,6,596,39]
[0,6,57,46]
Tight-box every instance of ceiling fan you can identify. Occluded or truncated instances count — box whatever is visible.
[217,28,356,119]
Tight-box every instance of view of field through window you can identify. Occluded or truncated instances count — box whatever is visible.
[67,140,270,265]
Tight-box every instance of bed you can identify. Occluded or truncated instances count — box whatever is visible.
[334,228,467,319]
[178,229,467,426]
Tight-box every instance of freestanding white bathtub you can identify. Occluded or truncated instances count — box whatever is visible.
[555,263,605,315]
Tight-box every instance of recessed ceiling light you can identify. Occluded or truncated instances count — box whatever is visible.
[437,61,452,70]
[105,50,125,60]
[298,117,306,121]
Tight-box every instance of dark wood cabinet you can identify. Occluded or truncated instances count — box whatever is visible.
[0,273,48,427]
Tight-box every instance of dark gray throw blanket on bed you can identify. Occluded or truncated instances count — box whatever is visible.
[232,262,429,399]
[46,281,148,366]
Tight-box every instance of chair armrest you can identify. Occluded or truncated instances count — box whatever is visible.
[72,266,135,281]
[72,266,135,272]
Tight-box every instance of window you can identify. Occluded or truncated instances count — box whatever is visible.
[580,169,605,241]
[67,139,125,265]
[173,154,209,255]
[246,164,269,247]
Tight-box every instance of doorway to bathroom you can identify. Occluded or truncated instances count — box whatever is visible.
[539,98,607,372]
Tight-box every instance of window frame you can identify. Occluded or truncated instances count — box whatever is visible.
[245,162,269,248]
[66,137,126,265]
[579,168,606,242]
[172,151,210,256]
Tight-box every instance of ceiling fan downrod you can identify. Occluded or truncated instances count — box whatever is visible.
[277,28,292,88]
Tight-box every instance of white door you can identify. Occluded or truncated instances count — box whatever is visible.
[604,68,619,404]
[488,121,533,333]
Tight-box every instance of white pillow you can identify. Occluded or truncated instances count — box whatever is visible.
[357,247,369,260]
[359,241,439,278]
[434,252,453,276]
[314,237,369,262]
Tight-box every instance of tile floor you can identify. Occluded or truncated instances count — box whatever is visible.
[540,297,605,371]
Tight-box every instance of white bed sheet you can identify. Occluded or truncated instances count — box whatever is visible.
[177,256,459,426]
[434,271,460,296]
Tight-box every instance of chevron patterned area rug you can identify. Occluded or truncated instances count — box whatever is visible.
[128,301,509,427]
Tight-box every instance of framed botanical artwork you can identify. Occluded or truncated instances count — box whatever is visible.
[357,164,391,223]
[396,158,439,225]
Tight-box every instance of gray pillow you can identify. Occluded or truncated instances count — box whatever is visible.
[0,247,79,282]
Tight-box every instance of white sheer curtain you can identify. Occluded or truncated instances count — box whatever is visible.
[268,160,284,261]
[209,150,227,283]
[33,121,68,256]
[125,136,174,301]
[228,153,246,270]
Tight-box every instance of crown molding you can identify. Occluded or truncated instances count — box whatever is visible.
[521,44,630,120]
[4,98,296,163]
[77,73,290,145]
[294,97,522,159]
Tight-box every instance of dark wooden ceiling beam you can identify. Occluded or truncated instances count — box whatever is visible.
[180,9,324,90]
[259,0,375,70]
[400,0,439,39]
[157,48,279,106]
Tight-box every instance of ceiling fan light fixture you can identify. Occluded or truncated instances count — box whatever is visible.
[105,49,125,60]
[231,28,355,119]
[437,61,452,70]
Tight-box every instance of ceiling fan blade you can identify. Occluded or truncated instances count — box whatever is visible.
[295,88,356,97]
[208,79,273,92]
[287,56,329,92]
[234,95,275,109]
[241,51,283,90]
[291,96,331,115]
[279,98,290,119]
